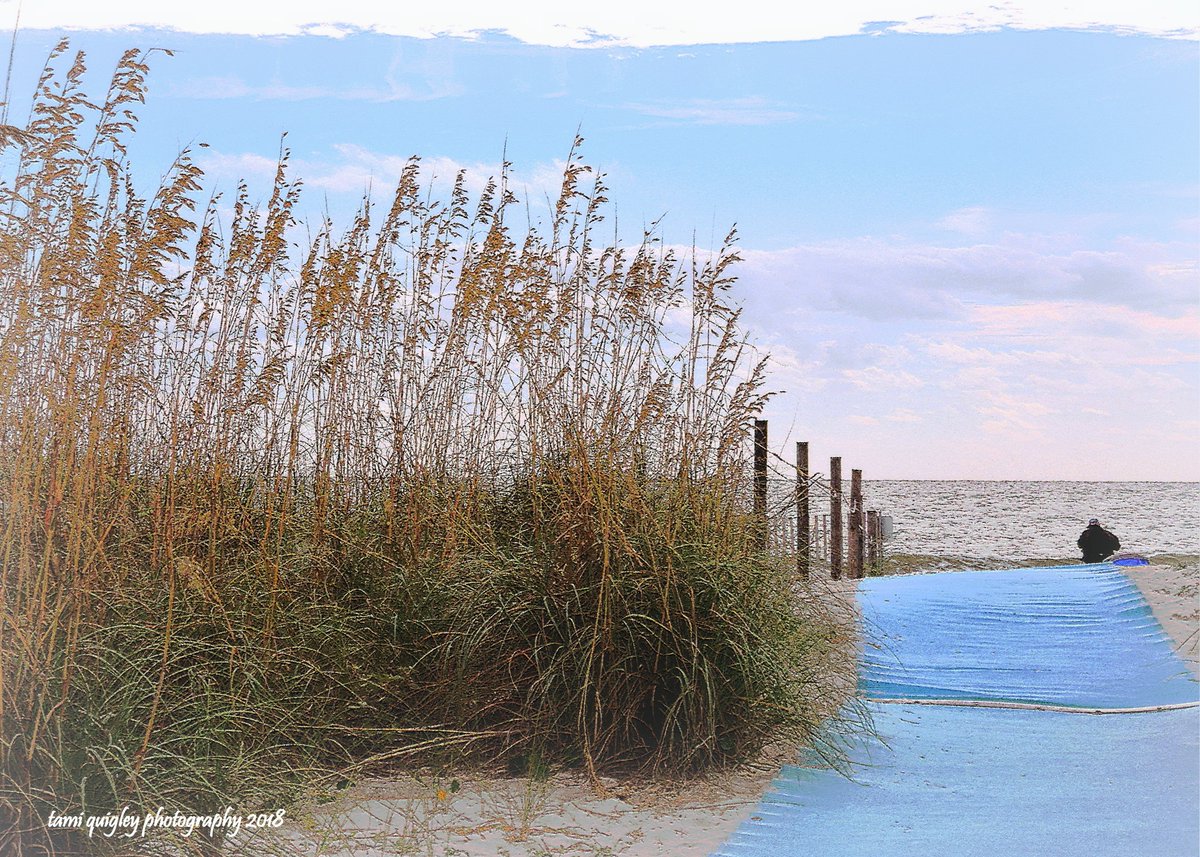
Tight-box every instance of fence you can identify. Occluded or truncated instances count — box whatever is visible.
[753,421,889,580]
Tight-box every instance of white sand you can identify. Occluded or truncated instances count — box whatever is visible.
[237,765,782,857]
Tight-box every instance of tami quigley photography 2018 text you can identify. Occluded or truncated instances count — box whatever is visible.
[45,805,285,840]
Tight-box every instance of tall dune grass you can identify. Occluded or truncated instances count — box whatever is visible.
[0,43,852,855]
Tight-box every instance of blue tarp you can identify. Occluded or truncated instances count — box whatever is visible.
[713,564,1200,857]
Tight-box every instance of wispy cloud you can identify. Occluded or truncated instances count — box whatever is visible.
[966,301,1200,344]
[937,206,991,236]
[171,73,462,102]
[626,97,806,126]
[301,144,568,202]
[842,365,924,391]
[172,76,333,101]
[197,150,283,180]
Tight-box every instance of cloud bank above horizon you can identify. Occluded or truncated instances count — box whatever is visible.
[5,0,1198,46]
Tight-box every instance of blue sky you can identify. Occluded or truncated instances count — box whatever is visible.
[3,2,1197,479]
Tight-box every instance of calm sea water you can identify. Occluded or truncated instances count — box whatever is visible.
[861,481,1200,562]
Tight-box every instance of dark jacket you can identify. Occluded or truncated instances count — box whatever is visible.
[1078,524,1120,563]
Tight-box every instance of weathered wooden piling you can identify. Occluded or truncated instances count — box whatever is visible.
[849,469,864,579]
[796,441,809,578]
[754,419,768,548]
[830,456,843,580]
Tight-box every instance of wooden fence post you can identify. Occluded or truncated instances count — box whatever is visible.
[754,419,768,549]
[849,469,864,579]
[830,456,842,579]
[867,509,879,568]
[796,441,809,579]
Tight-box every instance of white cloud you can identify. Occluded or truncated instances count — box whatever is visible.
[909,302,1197,436]
[960,302,1200,359]
[8,1,1197,46]
[198,150,282,180]
[301,23,352,39]
[740,228,1198,478]
[761,342,831,393]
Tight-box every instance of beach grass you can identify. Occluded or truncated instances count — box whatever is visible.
[0,43,852,855]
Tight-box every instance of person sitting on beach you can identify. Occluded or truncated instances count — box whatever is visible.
[1077,518,1121,563]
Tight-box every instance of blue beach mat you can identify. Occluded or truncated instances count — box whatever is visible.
[713,564,1200,857]
[860,564,1197,708]
[715,703,1199,857]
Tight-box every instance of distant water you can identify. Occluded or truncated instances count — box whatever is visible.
[861,481,1200,562]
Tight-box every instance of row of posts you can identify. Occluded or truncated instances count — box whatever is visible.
[754,419,884,580]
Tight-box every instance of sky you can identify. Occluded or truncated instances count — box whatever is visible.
[2,2,1197,480]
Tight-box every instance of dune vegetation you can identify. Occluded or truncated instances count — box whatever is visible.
[0,43,852,855]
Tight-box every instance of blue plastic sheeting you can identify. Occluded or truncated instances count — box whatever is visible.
[859,564,1199,708]
[713,702,1200,857]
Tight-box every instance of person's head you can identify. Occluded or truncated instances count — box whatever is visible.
[1088,518,1100,526]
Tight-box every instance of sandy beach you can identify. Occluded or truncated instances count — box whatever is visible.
[234,559,1197,857]
[242,762,781,856]
[239,721,809,857]
[1123,557,1199,674]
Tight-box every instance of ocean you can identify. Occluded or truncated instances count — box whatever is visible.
[861,480,1200,562]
